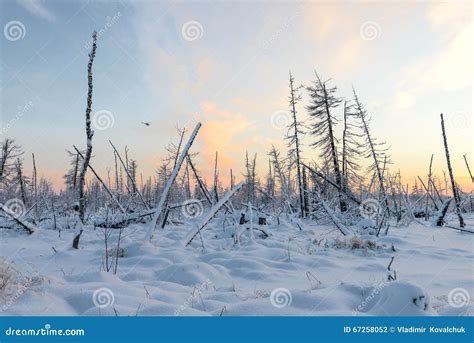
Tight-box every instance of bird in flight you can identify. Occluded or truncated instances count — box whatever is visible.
[141,122,151,126]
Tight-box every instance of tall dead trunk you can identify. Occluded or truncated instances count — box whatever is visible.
[74,31,97,249]
[322,84,346,212]
[425,154,433,221]
[32,153,38,221]
[16,159,27,206]
[288,72,305,217]
[440,113,465,227]
[213,151,219,202]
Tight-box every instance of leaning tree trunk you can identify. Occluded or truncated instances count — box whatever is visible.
[323,84,346,212]
[73,31,97,249]
[440,113,465,227]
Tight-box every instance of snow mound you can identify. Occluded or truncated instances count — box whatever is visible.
[367,281,434,316]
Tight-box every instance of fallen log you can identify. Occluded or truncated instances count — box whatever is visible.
[0,204,37,234]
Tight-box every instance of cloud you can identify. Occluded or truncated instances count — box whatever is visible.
[16,0,56,22]
[197,102,256,183]
[426,1,471,35]
[386,1,472,117]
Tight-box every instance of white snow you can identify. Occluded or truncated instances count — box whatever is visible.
[0,213,472,316]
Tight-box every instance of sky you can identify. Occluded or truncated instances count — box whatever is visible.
[0,0,472,192]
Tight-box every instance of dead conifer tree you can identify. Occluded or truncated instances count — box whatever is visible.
[0,139,23,185]
[286,71,306,217]
[440,113,465,227]
[306,72,346,212]
[74,31,97,249]
[341,100,363,193]
[352,88,390,217]
[243,152,257,204]
[15,158,28,206]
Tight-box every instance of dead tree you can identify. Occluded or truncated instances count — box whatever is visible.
[147,122,202,240]
[352,88,390,217]
[0,138,23,184]
[440,113,465,227]
[73,145,125,213]
[213,151,219,202]
[187,154,213,205]
[306,72,346,212]
[463,154,473,183]
[186,182,243,247]
[303,163,361,206]
[435,198,452,227]
[286,71,305,217]
[74,31,97,249]
[31,153,38,222]
[109,141,150,210]
[424,154,434,221]
[244,152,257,204]
[15,158,28,206]
[312,188,351,236]
[341,100,363,193]
[0,203,37,234]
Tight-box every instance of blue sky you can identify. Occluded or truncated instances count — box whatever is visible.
[0,0,472,190]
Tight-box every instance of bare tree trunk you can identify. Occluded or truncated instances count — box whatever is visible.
[74,31,97,249]
[440,113,465,227]
[187,154,213,205]
[288,72,305,217]
[213,151,219,202]
[302,166,309,216]
[32,153,38,222]
[360,112,389,215]
[186,182,243,247]
[323,84,346,212]
[109,140,150,210]
[16,159,27,206]
[342,100,348,191]
[425,154,434,221]
[73,145,125,213]
[114,151,119,192]
[147,123,202,240]
[463,154,473,183]
[0,204,37,234]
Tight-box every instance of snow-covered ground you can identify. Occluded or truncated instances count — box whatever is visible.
[0,214,472,316]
